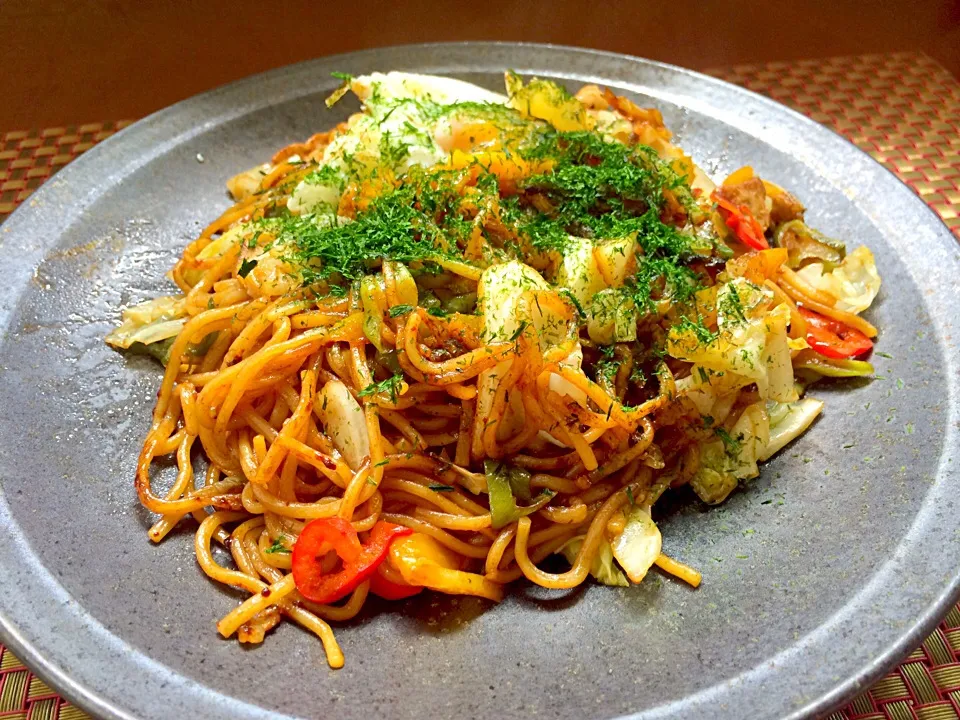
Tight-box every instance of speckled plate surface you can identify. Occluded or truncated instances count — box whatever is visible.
[0,43,958,720]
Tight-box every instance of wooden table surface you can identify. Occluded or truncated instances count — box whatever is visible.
[2,0,959,131]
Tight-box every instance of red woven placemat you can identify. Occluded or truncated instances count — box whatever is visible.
[1,52,958,720]
[0,122,133,219]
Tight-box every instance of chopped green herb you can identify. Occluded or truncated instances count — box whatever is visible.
[267,173,477,291]
[560,289,586,319]
[265,537,291,554]
[379,131,412,167]
[237,258,258,278]
[429,483,456,492]
[508,320,529,342]
[715,428,743,457]
[358,373,404,403]
[718,282,747,325]
[389,304,414,318]
[674,315,719,346]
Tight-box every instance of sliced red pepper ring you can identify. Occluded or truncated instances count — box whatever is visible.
[292,517,412,604]
[711,191,769,251]
[798,307,873,359]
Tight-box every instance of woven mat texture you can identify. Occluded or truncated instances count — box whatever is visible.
[1,52,958,720]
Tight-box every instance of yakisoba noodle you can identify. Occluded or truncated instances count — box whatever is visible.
[108,71,882,667]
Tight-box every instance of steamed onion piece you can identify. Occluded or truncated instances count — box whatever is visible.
[316,380,370,470]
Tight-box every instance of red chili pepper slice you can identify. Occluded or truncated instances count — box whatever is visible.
[369,566,423,600]
[712,191,769,250]
[292,517,412,604]
[798,307,873,359]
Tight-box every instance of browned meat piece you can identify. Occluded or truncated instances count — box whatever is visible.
[769,189,806,225]
[716,177,771,230]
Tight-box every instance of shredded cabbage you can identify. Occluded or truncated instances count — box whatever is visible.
[554,235,606,305]
[690,402,771,504]
[588,288,637,345]
[689,464,738,506]
[592,109,633,144]
[559,536,629,587]
[794,245,881,314]
[360,275,386,352]
[593,234,637,287]
[611,506,662,583]
[294,72,509,215]
[668,278,797,403]
[690,397,823,503]
[505,73,594,132]
[760,397,823,461]
[478,260,551,342]
[105,295,186,350]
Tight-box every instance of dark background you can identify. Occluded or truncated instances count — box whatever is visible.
[3,0,960,130]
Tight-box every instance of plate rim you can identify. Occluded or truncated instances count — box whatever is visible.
[0,40,958,720]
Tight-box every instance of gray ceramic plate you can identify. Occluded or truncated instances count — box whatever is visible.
[1,42,959,720]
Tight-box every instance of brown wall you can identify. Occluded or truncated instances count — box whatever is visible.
[3,0,959,131]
